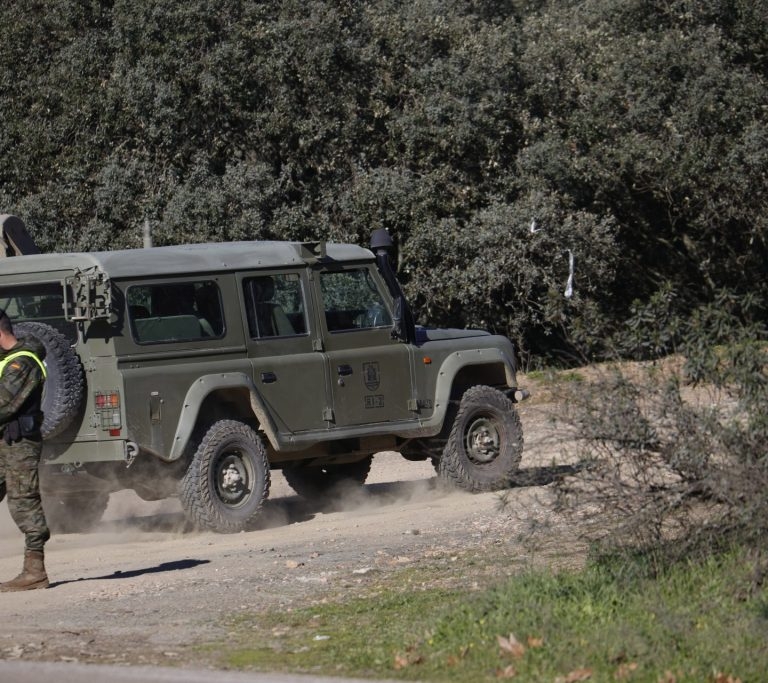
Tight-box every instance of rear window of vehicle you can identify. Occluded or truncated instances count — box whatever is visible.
[0,282,77,344]
[127,281,225,344]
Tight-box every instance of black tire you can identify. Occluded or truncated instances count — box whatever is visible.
[14,321,85,439]
[179,419,270,533]
[436,385,523,492]
[283,456,373,499]
[43,492,109,533]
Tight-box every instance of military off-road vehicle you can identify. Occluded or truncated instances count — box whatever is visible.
[0,216,527,533]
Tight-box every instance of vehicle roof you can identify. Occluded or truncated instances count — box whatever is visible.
[0,241,374,279]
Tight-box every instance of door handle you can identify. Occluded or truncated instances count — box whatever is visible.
[260,371,277,384]
[337,364,353,376]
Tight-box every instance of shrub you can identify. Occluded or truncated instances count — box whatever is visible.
[554,292,768,564]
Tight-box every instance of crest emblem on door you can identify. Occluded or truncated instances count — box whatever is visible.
[363,361,380,391]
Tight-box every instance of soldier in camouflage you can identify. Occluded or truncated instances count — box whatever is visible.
[0,310,50,591]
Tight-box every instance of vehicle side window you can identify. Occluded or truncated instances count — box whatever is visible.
[320,269,392,332]
[127,281,225,343]
[243,273,307,339]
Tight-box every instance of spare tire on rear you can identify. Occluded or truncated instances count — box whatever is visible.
[14,321,85,439]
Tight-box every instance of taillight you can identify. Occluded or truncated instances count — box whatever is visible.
[94,391,122,434]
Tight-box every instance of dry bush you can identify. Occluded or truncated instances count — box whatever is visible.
[553,296,768,565]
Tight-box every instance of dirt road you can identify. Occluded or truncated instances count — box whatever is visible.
[0,398,576,668]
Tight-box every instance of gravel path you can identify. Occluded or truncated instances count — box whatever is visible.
[0,398,577,669]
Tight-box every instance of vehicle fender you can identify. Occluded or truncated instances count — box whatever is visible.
[428,348,518,432]
[167,372,279,461]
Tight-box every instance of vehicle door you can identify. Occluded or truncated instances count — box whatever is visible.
[119,277,243,456]
[314,264,414,427]
[238,270,330,433]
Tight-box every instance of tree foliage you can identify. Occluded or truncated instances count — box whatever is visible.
[0,0,765,358]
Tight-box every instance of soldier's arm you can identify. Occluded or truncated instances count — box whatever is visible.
[0,358,40,425]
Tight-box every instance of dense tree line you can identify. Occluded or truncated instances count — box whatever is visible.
[0,0,765,361]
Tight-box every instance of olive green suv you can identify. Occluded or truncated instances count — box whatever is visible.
[0,222,527,532]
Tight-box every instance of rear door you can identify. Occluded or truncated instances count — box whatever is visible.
[119,276,244,456]
[238,269,330,433]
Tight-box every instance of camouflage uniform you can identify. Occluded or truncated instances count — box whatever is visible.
[0,336,49,552]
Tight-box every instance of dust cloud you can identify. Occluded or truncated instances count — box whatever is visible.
[0,454,438,555]
[0,504,22,559]
[257,462,439,532]
[288,452,441,517]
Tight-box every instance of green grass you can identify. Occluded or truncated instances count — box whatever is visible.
[214,549,767,682]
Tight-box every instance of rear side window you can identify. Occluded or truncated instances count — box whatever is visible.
[127,281,224,344]
[243,273,307,339]
[0,282,77,343]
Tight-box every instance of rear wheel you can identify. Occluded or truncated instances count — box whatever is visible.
[436,385,523,492]
[179,419,270,533]
[283,456,373,499]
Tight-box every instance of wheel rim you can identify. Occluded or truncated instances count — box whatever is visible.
[214,448,253,508]
[464,415,501,464]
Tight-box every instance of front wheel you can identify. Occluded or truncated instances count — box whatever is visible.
[436,386,523,492]
[180,420,270,533]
